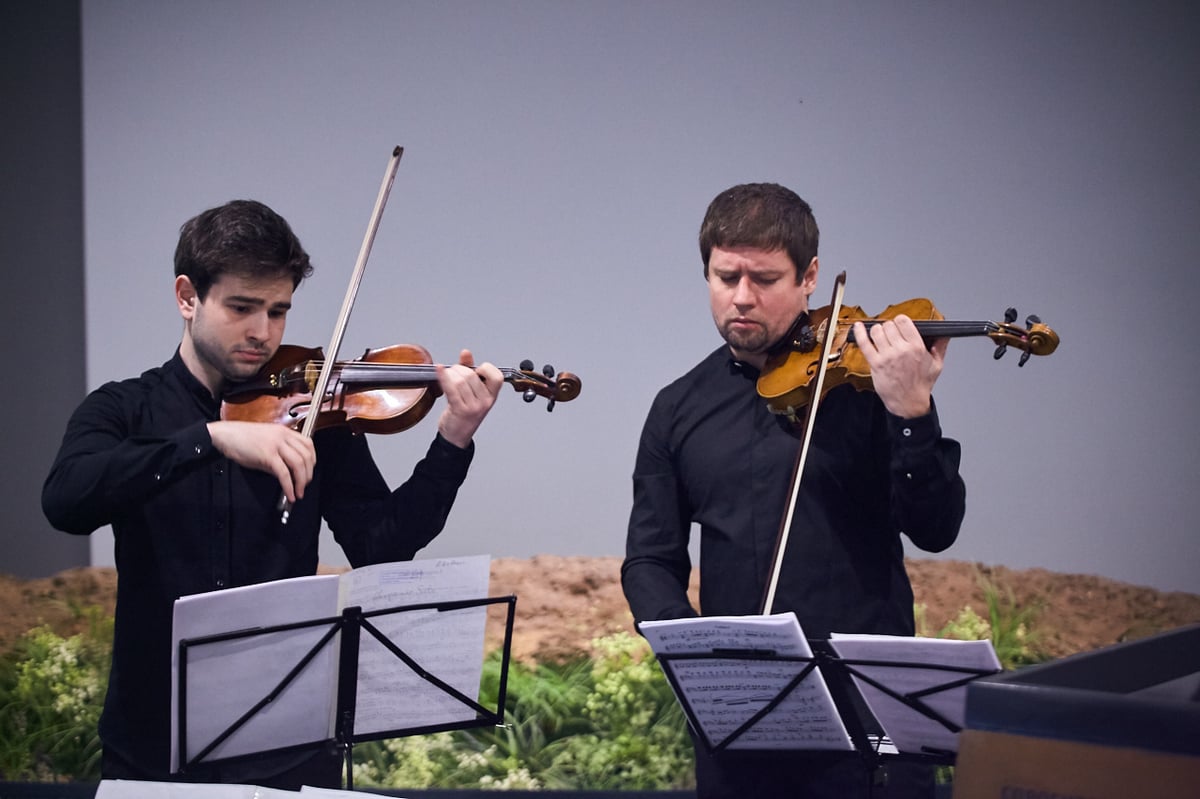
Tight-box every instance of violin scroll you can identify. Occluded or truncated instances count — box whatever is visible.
[991,308,1059,365]
[512,360,582,411]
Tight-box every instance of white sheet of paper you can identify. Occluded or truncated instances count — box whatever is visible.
[170,574,342,773]
[639,613,853,751]
[300,786,393,797]
[828,634,1002,755]
[95,779,260,798]
[337,555,491,736]
[96,780,304,798]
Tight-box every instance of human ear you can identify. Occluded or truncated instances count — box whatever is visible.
[800,257,819,293]
[175,275,198,319]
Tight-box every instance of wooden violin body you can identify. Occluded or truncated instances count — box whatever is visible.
[757,298,1059,420]
[222,343,582,434]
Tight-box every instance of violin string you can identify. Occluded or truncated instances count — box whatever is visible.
[306,361,541,384]
[845,319,998,337]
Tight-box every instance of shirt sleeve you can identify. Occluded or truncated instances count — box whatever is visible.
[41,384,217,535]
[885,398,966,553]
[321,430,476,567]
[621,393,699,623]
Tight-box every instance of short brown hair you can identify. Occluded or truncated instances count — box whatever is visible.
[699,183,819,281]
[174,199,313,300]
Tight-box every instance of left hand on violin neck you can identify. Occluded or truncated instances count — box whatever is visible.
[435,349,504,449]
[851,315,946,419]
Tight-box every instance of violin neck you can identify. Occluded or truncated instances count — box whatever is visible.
[853,319,997,342]
[330,362,523,387]
[324,359,580,406]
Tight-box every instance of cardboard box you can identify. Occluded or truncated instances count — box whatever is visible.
[952,624,1200,799]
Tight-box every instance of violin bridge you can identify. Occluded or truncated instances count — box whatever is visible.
[303,360,320,393]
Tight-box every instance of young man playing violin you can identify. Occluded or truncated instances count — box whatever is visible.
[622,183,965,798]
[42,199,503,788]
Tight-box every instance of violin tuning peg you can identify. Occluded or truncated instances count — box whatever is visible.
[520,359,534,372]
[522,388,537,403]
[1025,314,1041,326]
[993,344,1007,361]
[1004,307,1018,323]
[546,398,557,413]
[1018,350,1031,367]
[542,364,555,378]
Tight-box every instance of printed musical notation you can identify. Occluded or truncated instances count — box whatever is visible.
[639,614,853,751]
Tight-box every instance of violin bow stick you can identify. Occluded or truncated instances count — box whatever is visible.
[761,271,847,614]
[279,145,405,524]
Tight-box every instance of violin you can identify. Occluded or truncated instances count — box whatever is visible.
[756,297,1060,421]
[759,272,1060,615]
[266,146,579,524]
[221,343,582,434]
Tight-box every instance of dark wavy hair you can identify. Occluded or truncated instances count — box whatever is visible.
[699,183,819,282]
[174,199,313,299]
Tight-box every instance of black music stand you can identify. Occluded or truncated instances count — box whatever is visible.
[175,594,516,790]
[821,640,1002,767]
[641,621,999,773]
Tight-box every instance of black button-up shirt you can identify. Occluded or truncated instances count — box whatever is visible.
[622,346,965,639]
[42,351,474,777]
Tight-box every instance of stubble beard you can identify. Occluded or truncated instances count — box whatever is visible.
[718,319,772,359]
[194,334,265,387]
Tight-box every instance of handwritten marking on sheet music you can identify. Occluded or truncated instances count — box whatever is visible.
[378,569,424,584]
[341,556,492,734]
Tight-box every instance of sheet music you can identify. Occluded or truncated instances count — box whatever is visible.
[169,555,493,772]
[338,555,491,736]
[97,780,304,798]
[170,574,342,772]
[828,634,1001,755]
[299,786,380,797]
[640,613,852,751]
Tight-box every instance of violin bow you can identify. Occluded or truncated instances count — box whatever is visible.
[279,145,404,524]
[761,271,847,613]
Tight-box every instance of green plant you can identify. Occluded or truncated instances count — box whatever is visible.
[0,606,112,781]
[536,632,693,790]
[353,631,694,790]
[979,576,1043,667]
[915,572,1046,670]
[937,604,993,643]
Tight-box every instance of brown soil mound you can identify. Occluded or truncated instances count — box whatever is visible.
[2,557,1198,664]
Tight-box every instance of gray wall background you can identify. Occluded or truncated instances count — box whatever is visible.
[5,2,1199,595]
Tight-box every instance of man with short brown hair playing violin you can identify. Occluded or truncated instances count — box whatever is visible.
[42,199,503,788]
[622,183,965,798]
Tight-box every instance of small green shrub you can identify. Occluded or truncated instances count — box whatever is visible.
[0,606,111,781]
[535,632,692,790]
[353,631,693,790]
[915,571,1046,670]
[980,577,1042,668]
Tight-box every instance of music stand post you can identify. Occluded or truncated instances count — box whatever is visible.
[176,594,517,790]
